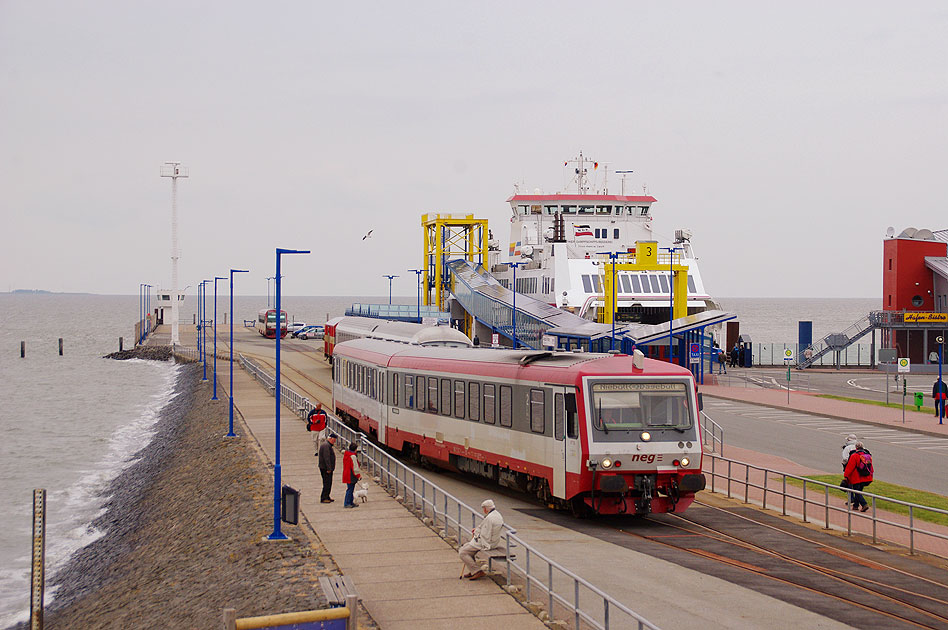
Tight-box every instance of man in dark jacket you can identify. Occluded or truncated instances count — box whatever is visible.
[933,378,948,419]
[318,434,337,503]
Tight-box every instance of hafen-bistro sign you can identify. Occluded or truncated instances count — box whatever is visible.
[904,312,948,324]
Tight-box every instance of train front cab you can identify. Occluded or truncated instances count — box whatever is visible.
[572,376,706,516]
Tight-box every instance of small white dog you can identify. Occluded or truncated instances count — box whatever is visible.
[353,482,369,503]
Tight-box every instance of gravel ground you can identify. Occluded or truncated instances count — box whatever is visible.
[9,362,372,630]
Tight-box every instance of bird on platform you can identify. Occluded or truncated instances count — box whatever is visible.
[362,230,373,240]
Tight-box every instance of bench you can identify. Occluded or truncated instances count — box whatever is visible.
[243,319,256,327]
[487,549,517,572]
[318,575,359,608]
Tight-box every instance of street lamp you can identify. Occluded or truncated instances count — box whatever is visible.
[212,276,226,400]
[383,274,399,305]
[509,262,527,349]
[408,269,423,323]
[228,268,249,437]
[200,280,210,380]
[660,247,681,365]
[139,283,145,344]
[597,252,621,351]
[266,276,275,308]
[268,247,310,541]
[145,284,151,341]
[196,283,203,361]
[939,335,945,425]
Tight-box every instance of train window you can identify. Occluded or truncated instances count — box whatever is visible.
[483,384,496,424]
[427,378,438,413]
[469,382,480,421]
[529,389,545,433]
[499,386,512,427]
[441,378,451,416]
[554,393,564,440]
[406,375,414,409]
[565,393,579,439]
[454,380,465,418]
[392,373,400,407]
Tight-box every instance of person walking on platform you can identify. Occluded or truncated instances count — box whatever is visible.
[318,434,337,503]
[844,441,873,512]
[717,348,727,374]
[839,433,857,491]
[933,377,948,419]
[342,441,362,508]
[459,499,504,580]
[730,343,739,368]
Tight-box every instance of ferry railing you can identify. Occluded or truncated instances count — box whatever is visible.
[700,412,724,456]
[236,353,661,630]
[704,453,948,557]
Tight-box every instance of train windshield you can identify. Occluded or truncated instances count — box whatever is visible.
[266,312,287,323]
[590,382,693,439]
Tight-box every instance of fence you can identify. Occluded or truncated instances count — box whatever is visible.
[746,342,874,367]
[701,412,724,456]
[704,453,948,556]
[236,354,661,630]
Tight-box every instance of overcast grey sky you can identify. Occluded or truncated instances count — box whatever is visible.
[2,1,946,298]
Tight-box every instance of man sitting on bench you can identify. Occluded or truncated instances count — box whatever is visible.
[459,499,504,580]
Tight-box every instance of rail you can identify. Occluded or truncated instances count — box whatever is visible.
[171,344,200,362]
[236,354,661,630]
[700,412,724,456]
[704,453,948,556]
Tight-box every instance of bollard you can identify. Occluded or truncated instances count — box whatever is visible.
[222,608,236,630]
[21,341,25,358]
[59,338,63,356]
[119,337,124,352]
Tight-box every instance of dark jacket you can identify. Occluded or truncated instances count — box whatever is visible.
[318,440,336,472]
[933,379,948,399]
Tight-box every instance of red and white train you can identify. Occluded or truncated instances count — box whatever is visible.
[323,316,472,362]
[332,339,706,515]
[257,309,288,338]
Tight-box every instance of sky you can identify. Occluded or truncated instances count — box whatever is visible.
[1,1,946,298]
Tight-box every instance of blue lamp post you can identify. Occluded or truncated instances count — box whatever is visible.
[383,274,399,305]
[200,280,210,380]
[939,335,945,425]
[268,248,310,541]
[408,269,423,323]
[509,262,527,349]
[196,283,203,361]
[139,283,145,344]
[212,276,226,400]
[266,276,275,308]
[144,284,151,341]
[660,247,681,365]
[228,268,249,437]
[597,252,621,350]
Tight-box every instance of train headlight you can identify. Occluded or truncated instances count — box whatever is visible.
[680,457,690,467]
[601,458,613,469]
[641,432,651,442]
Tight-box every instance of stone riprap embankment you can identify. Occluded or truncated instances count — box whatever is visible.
[8,364,360,629]
[103,345,173,361]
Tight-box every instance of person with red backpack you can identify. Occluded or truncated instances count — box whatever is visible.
[844,441,874,512]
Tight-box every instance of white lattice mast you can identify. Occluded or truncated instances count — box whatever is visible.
[160,161,189,344]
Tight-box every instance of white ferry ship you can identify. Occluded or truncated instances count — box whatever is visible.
[487,153,717,325]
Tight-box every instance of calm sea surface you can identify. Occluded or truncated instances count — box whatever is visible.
[0,293,877,625]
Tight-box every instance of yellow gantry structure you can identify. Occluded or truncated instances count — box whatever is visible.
[422,213,489,313]
[599,240,689,324]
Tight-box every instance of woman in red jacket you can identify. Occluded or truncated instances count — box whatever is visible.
[843,441,873,512]
[342,441,362,508]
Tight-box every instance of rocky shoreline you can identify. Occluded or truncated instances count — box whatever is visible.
[9,363,359,629]
[103,345,173,361]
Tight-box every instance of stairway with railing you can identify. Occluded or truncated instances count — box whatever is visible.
[797,314,874,369]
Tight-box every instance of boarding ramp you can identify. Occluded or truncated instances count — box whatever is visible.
[798,314,874,369]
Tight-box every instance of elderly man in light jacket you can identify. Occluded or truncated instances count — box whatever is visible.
[459,499,504,580]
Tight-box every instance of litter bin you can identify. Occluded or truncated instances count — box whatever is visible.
[914,392,924,410]
[281,485,300,525]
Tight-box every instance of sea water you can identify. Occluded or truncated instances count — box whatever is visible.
[0,292,876,625]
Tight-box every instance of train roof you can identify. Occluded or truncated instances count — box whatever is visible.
[334,338,695,381]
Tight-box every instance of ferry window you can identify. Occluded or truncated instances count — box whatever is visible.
[582,275,593,293]
[454,380,466,418]
[659,274,670,293]
[530,205,541,215]
[614,228,619,239]
[483,384,496,424]
[544,205,558,215]
[578,205,593,214]
[417,376,426,410]
[596,205,612,214]
[592,275,602,293]
[441,378,451,416]
[621,275,632,293]
[499,386,513,427]
[649,275,661,293]
[687,275,696,293]
[639,206,649,216]
[554,393,565,440]
[469,383,480,421]
[427,377,438,413]
[406,375,414,409]
[518,205,529,215]
[562,205,576,214]
[393,373,400,406]
[631,275,642,293]
[530,389,545,433]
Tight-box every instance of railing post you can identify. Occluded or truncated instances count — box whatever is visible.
[743,465,750,504]
[802,481,807,523]
[762,473,768,510]
[526,548,531,602]
[824,486,830,529]
[909,504,914,554]
[548,563,554,621]
[782,476,787,516]
[574,580,580,630]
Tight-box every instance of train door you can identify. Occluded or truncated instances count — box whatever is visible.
[552,386,579,498]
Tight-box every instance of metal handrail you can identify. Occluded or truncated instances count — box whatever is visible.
[705,453,948,556]
[700,411,724,456]
[236,353,661,630]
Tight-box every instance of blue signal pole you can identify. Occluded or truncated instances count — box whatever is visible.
[383,274,399,305]
[228,269,249,437]
[212,276,226,400]
[408,269,423,323]
[268,248,310,541]
[509,261,527,349]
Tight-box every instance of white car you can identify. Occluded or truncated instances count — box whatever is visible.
[287,322,307,335]
[298,325,324,340]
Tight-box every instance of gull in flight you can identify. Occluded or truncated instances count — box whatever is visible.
[362,230,373,240]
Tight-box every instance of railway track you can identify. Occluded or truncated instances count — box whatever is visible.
[623,502,948,629]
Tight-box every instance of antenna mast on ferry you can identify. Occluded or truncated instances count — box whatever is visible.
[566,151,598,194]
